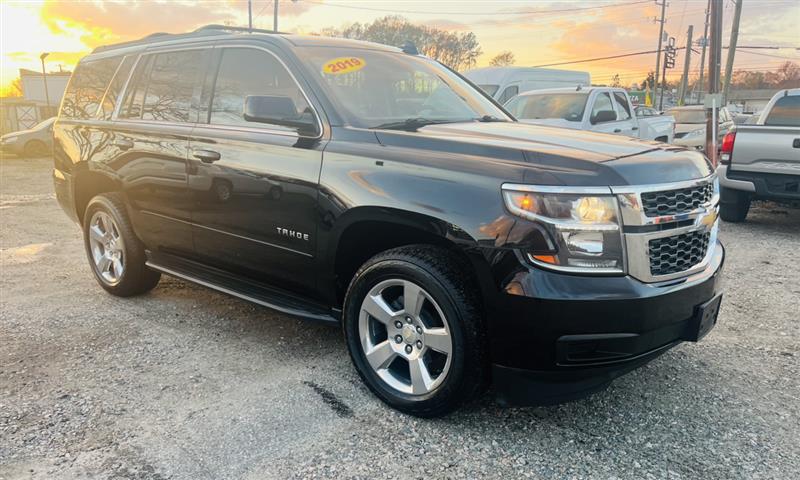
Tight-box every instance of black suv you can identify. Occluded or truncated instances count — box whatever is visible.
[53,26,724,417]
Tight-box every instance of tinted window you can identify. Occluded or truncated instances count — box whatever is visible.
[209,48,312,132]
[613,92,631,120]
[765,95,800,126]
[505,93,588,122]
[592,93,614,120]
[99,56,134,120]
[143,50,206,122]
[498,85,519,104]
[120,56,153,119]
[479,84,499,96]
[60,56,122,119]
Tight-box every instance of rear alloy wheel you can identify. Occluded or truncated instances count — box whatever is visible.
[343,245,487,417]
[83,193,160,296]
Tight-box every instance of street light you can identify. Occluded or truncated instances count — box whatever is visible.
[40,52,51,110]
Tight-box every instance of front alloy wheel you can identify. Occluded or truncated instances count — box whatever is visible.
[359,279,453,396]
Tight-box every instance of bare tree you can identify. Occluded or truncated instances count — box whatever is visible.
[489,51,515,67]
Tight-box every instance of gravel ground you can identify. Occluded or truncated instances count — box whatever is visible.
[1,156,798,479]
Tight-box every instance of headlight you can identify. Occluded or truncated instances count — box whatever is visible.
[502,185,625,273]
[2,136,18,144]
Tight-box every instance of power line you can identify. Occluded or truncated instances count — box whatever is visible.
[301,0,653,16]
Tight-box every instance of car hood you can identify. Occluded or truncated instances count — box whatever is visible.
[375,121,712,186]
[516,118,582,130]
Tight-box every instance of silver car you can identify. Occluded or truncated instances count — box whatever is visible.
[0,117,55,157]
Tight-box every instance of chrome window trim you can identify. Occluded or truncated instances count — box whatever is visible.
[112,53,143,120]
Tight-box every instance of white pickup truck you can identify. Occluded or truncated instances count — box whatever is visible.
[717,88,800,222]
[504,87,675,143]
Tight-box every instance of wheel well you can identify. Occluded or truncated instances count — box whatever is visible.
[333,221,464,303]
[74,170,120,224]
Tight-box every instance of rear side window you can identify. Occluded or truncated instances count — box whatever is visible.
[120,50,207,122]
[60,56,122,120]
[764,95,800,127]
[613,92,631,120]
[208,48,312,131]
[99,56,134,120]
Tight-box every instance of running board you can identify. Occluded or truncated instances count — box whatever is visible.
[145,253,338,325]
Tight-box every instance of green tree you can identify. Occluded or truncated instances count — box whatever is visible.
[323,15,482,71]
[489,51,515,67]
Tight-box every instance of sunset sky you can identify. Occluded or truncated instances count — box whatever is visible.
[1,0,798,94]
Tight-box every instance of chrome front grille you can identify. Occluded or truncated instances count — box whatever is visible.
[612,175,720,283]
[640,182,715,217]
[648,230,711,276]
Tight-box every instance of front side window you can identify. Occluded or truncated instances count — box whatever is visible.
[504,93,588,122]
[591,92,615,122]
[297,47,510,128]
[60,56,122,120]
[208,48,313,133]
[613,92,631,120]
[764,95,800,126]
[498,85,519,105]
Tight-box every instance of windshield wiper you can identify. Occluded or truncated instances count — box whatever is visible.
[370,118,455,131]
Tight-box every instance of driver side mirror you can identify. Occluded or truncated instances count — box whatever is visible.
[590,110,617,124]
[243,95,319,136]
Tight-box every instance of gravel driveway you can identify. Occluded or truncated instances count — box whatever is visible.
[1,156,798,479]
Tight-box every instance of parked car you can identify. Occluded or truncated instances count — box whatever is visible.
[506,87,675,142]
[464,67,590,104]
[717,88,800,222]
[54,26,723,417]
[0,117,55,157]
[666,105,735,150]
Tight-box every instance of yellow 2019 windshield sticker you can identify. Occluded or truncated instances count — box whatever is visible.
[322,57,366,75]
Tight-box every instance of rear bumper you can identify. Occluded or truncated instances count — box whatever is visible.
[489,240,724,406]
[718,164,800,201]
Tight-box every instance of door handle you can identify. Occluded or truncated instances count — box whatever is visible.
[614,128,622,133]
[193,149,221,163]
[793,138,800,148]
[112,139,133,150]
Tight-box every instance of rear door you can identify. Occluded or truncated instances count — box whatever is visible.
[112,47,210,255]
[187,44,325,294]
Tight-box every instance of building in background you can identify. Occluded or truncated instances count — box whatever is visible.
[1,68,71,135]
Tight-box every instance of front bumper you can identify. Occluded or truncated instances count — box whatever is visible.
[489,239,724,406]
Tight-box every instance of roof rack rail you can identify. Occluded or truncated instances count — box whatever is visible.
[194,24,286,35]
[92,24,284,54]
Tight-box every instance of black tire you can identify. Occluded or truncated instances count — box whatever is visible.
[720,187,751,222]
[23,140,48,157]
[343,245,487,417]
[83,193,160,296]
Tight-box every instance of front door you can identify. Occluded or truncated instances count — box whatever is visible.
[188,45,325,295]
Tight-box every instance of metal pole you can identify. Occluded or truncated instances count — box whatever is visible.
[653,0,667,104]
[706,0,723,164]
[248,0,253,31]
[722,0,743,105]
[659,54,668,110]
[696,0,711,104]
[678,25,694,106]
[274,0,279,32]
[40,54,51,111]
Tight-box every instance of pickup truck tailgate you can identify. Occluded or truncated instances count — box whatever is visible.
[731,125,800,175]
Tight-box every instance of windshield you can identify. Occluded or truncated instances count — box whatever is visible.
[298,47,510,129]
[666,109,706,124]
[504,93,588,122]
[478,84,499,96]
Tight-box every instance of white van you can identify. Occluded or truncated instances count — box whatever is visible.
[464,67,590,104]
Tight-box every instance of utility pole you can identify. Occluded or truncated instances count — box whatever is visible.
[248,0,253,31]
[696,0,711,104]
[274,0,279,31]
[40,53,51,112]
[653,0,667,105]
[659,37,676,110]
[722,0,743,105]
[706,0,723,164]
[678,25,694,106]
